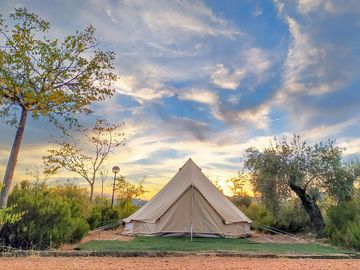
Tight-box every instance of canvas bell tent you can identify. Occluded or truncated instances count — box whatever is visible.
[123,158,252,238]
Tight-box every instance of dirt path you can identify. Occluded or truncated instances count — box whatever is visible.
[0,257,358,270]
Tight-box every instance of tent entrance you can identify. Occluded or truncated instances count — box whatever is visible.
[155,184,226,237]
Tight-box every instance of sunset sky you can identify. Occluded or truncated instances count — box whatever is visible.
[1,0,360,199]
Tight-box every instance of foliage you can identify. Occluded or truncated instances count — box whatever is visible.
[51,184,92,218]
[0,181,90,249]
[115,175,146,206]
[88,196,139,230]
[227,171,249,197]
[231,195,252,208]
[241,202,275,230]
[245,134,357,236]
[0,205,23,227]
[0,8,116,128]
[240,199,310,234]
[79,236,348,255]
[273,199,310,233]
[0,183,23,227]
[326,196,360,250]
[43,119,126,202]
[0,7,116,207]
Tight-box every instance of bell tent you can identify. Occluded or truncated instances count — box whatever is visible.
[123,158,252,238]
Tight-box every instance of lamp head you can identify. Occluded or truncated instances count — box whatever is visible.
[112,166,120,174]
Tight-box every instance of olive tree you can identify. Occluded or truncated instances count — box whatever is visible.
[245,135,356,237]
[0,8,116,207]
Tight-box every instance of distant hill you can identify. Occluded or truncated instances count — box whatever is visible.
[132,198,147,207]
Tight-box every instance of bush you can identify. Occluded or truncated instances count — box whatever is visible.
[87,196,139,230]
[326,198,360,250]
[241,203,275,231]
[231,196,252,208]
[240,199,310,234]
[273,199,310,233]
[0,181,90,249]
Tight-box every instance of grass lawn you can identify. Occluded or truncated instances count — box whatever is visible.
[79,236,349,255]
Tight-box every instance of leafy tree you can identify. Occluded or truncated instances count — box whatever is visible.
[227,171,249,198]
[245,135,357,237]
[43,119,125,202]
[0,8,116,207]
[115,175,146,206]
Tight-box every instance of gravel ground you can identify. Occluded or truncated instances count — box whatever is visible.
[0,257,358,270]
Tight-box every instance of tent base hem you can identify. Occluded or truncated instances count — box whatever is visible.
[122,231,251,239]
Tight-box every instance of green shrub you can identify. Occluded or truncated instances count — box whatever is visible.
[0,181,90,249]
[88,196,139,230]
[241,202,275,231]
[240,199,310,234]
[326,198,360,250]
[231,196,252,208]
[273,199,310,233]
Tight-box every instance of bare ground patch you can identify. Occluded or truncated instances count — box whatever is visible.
[60,227,133,251]
[0,257,358,270]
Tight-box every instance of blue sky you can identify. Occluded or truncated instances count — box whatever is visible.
[1,0,360,198]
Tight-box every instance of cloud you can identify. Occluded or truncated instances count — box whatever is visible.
[296,0,360,14]
[214,102,271,130]
[273,0,360,130]
[210,64,246,90]
[114,76,174,103]
[253,4,264,17]
[210,48,271,90]
[177,88,218,106]
[87,0,240,49]
[338,138,360,156]
[303,118,360,141]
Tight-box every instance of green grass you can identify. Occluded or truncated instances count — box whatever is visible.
[79,236,349,255]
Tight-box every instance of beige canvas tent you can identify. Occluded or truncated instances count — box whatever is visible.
[123,158,252,238]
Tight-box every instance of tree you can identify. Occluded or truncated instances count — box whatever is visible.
[0,8,117,207]
[43,119,125,202]
[245,135,357,237]
[227,171,249,198]
[115,175,146,206]
[212,178,224,193]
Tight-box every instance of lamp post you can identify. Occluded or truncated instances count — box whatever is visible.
[111,166,120,208]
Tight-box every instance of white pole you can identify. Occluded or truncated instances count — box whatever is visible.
[190,185,194,242]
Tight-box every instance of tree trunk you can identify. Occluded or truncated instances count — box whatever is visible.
[289,182,325,237]
[89,182,94,203]
[0,108,28,208]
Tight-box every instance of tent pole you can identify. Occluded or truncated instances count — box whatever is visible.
[190,185,194,242]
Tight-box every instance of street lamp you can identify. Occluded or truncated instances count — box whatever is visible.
[111,166,120,208]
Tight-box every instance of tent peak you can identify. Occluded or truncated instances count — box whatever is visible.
[180,157,201,171]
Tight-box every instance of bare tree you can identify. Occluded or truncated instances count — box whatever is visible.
[43,119,125,202]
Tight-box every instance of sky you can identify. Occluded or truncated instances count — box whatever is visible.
[1,0,360,199]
